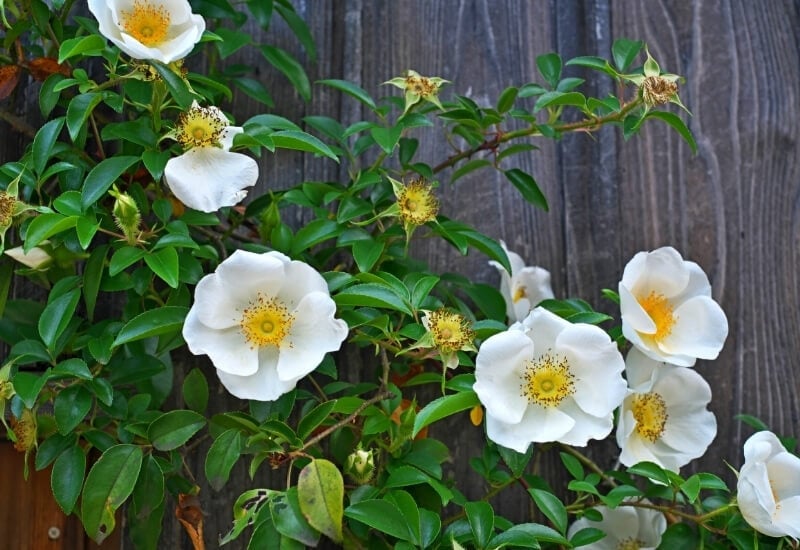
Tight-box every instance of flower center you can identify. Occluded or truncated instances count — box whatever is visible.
[0,191,15,227]
[238,294,294,348]
[521,352,575,407]
[512,285,527,303]
[176,105,227,149]
[631,392,668,442]
[121,1,171,47]
[397,179,439,225]
[641,75,678,106]
[427,309,474,352]
[405,74,437,97]
[617,538,645,550]
[637,291,677,342]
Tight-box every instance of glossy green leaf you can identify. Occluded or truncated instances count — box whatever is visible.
[271,488,321,547]
[626,461,670,485]
[144,247,179,288]
[112,306,188,347]
[54,385,92,435]
[51,444,86,515]
[147,410,206,451]
[451,159,492,184]
[12,370,51,409]
[569,527,606,547]
[611,38,644,71]
[352,239,383,273]
[534,91,586,113]
[565,56,618,77]
[297,459,343,543]
[24,213,78,251]
[344,499,413,542]
[489,522,567,547]
[182,368,209,413]
[334,283,413,316]
[497,444,534,478]
[536,53,562,88]
[465,501,495,549]
[274,2,317,61]
[370,125,402,154]
[317,79,376,110]
[271,130,338,162]
[529,489,568,534]
[53,358,93,380]
[83,244,108,321]
[412,390,479,438]
[150,61,194,109]
[81,444,143,544]
[58,35,105,63]
[81,155,139,210]
[38,287,81,351]
[66,92,103,142]
[290,218,341,255]
[109,246,146,276]
[504,168,549,211]
[297,400,337,440]
[205,429,243,491]
[646,111,698,154]
[261,45,311,101]
[32,117,65,177]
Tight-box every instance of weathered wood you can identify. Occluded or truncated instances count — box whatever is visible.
[1,1,798,548]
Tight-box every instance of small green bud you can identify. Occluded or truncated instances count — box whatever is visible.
[258,194,282,242]
[344,447,375,485]
[110,186,141,244]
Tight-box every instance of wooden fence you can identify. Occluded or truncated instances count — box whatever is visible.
[1,1,798,548]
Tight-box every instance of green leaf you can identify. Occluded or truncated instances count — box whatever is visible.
[32,117,65,177]
[370,125,402,154]
[274,2,317,61]
[451,159,492,184]
[83,244,108,321]
[58,35,106,63]
[205,429,243,491]
[144,247,179,288]
[150,62,194,109]
[612,38,644,71]
[646,111,698,154]
[261,45,311,101]
[24,213,78,251]
[559,452,584,480]
[627,461,670,485]
[529,489,568,534]
[112,306,188,347]
[465,501,495,549]
[297,400,337,440]
[504,168,548,211]
[130,456,165,541]
[565,56,618,77]
[497,86,519,113]
[53,358,93,380]
[81,444,143,544]
[147,410,206,451]
[290,218,341,255]
[334,283,413,316]
[142,150,171,182]
[344,499,413,542]
[54,385,92,435]
[534,91,586,113]
[412,391,479,438]
[109,246,146,276]
[497,444,533,478]
[182,368,209,413]
[317,79,376,110]
[66,92,103,142]
[489,522,567,547]
[659,523,698,549]
[352,239,383,273]
[81,155,139,210]
[52,444,86,515]
[536,53,562,88]
[569,527,606,547]
[214,27,251,58]
[271,489,321,547]
[297,459,344,543]
[271,130,338,162]
[680,474,702,503]
[38,287,81,351]
[12,370,51,409]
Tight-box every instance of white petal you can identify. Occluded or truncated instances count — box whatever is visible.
[619,283,657,335]
[660,295,728,360]
[220,126,243,150]
[473,330,533,425]
[623,348,661,391]
[525,307,568,349]
[556,399,614,446]
[216,347,299,401]
[773,495,800,538]
[277,292,348,381]
[738,465,784,537]
[672,260,712,300]
[188,271,241,329]
[165,148,258,212]
[182,307,259,376]
[277,259,331,308]
[628,247,691,298]
[485,405,575,451]
[215,250,290,304]
[744,431,786,462]
[767,451,800,499]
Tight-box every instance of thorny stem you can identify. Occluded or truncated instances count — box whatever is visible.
[432,97,644,174]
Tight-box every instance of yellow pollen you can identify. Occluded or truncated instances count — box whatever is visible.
[638,291,677,342]
[631,392,668,442]
[427,309,474,353]
[397,179,439,226]
[238,294,294,349]
[176,105,227,149]
[521,352,575,407]
[121,1,171,47]
[617,538,645,550]
[512,285,527,303]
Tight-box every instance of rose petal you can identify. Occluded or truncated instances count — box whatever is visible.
[659,295,728,360]
[182,308,259,376]
[216,347,299,401]
[474,330,533,425]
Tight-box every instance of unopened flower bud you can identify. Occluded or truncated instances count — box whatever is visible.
[344,448,375,485]
[258,196,282,242]
[110,187,141,244]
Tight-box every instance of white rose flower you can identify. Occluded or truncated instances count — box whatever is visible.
[616,348,716,471]
[183,250,349,401]
[567,503,667,550]
[164,102,258,212]
[88,0,205,64]
[473,307,627,452]
[489,241,554,323]
[619,246,728,367]
[737,430,800,539]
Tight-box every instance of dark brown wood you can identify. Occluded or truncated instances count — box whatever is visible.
[1,1,799,548]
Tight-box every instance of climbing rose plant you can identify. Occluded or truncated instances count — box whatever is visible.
[0,1,796,549]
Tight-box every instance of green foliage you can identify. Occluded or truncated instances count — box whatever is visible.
[0,3,780,549]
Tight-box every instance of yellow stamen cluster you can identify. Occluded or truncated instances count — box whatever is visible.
[631,392,668,442]
[641,75,678,106]
[121,1,171,47]
[521,352,575,407]
[397,179,439,226]
[638,291,677,342]
[426,309,474,353]
[405,73,439,98]
[238,294,294,349]
[617,538,646,550]
[0,191,15,227]
[11,409,36,452]
[176,105,227,149]
[512,285,527,303]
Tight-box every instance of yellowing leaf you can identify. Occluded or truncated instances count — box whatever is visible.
[297,459,343,543]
